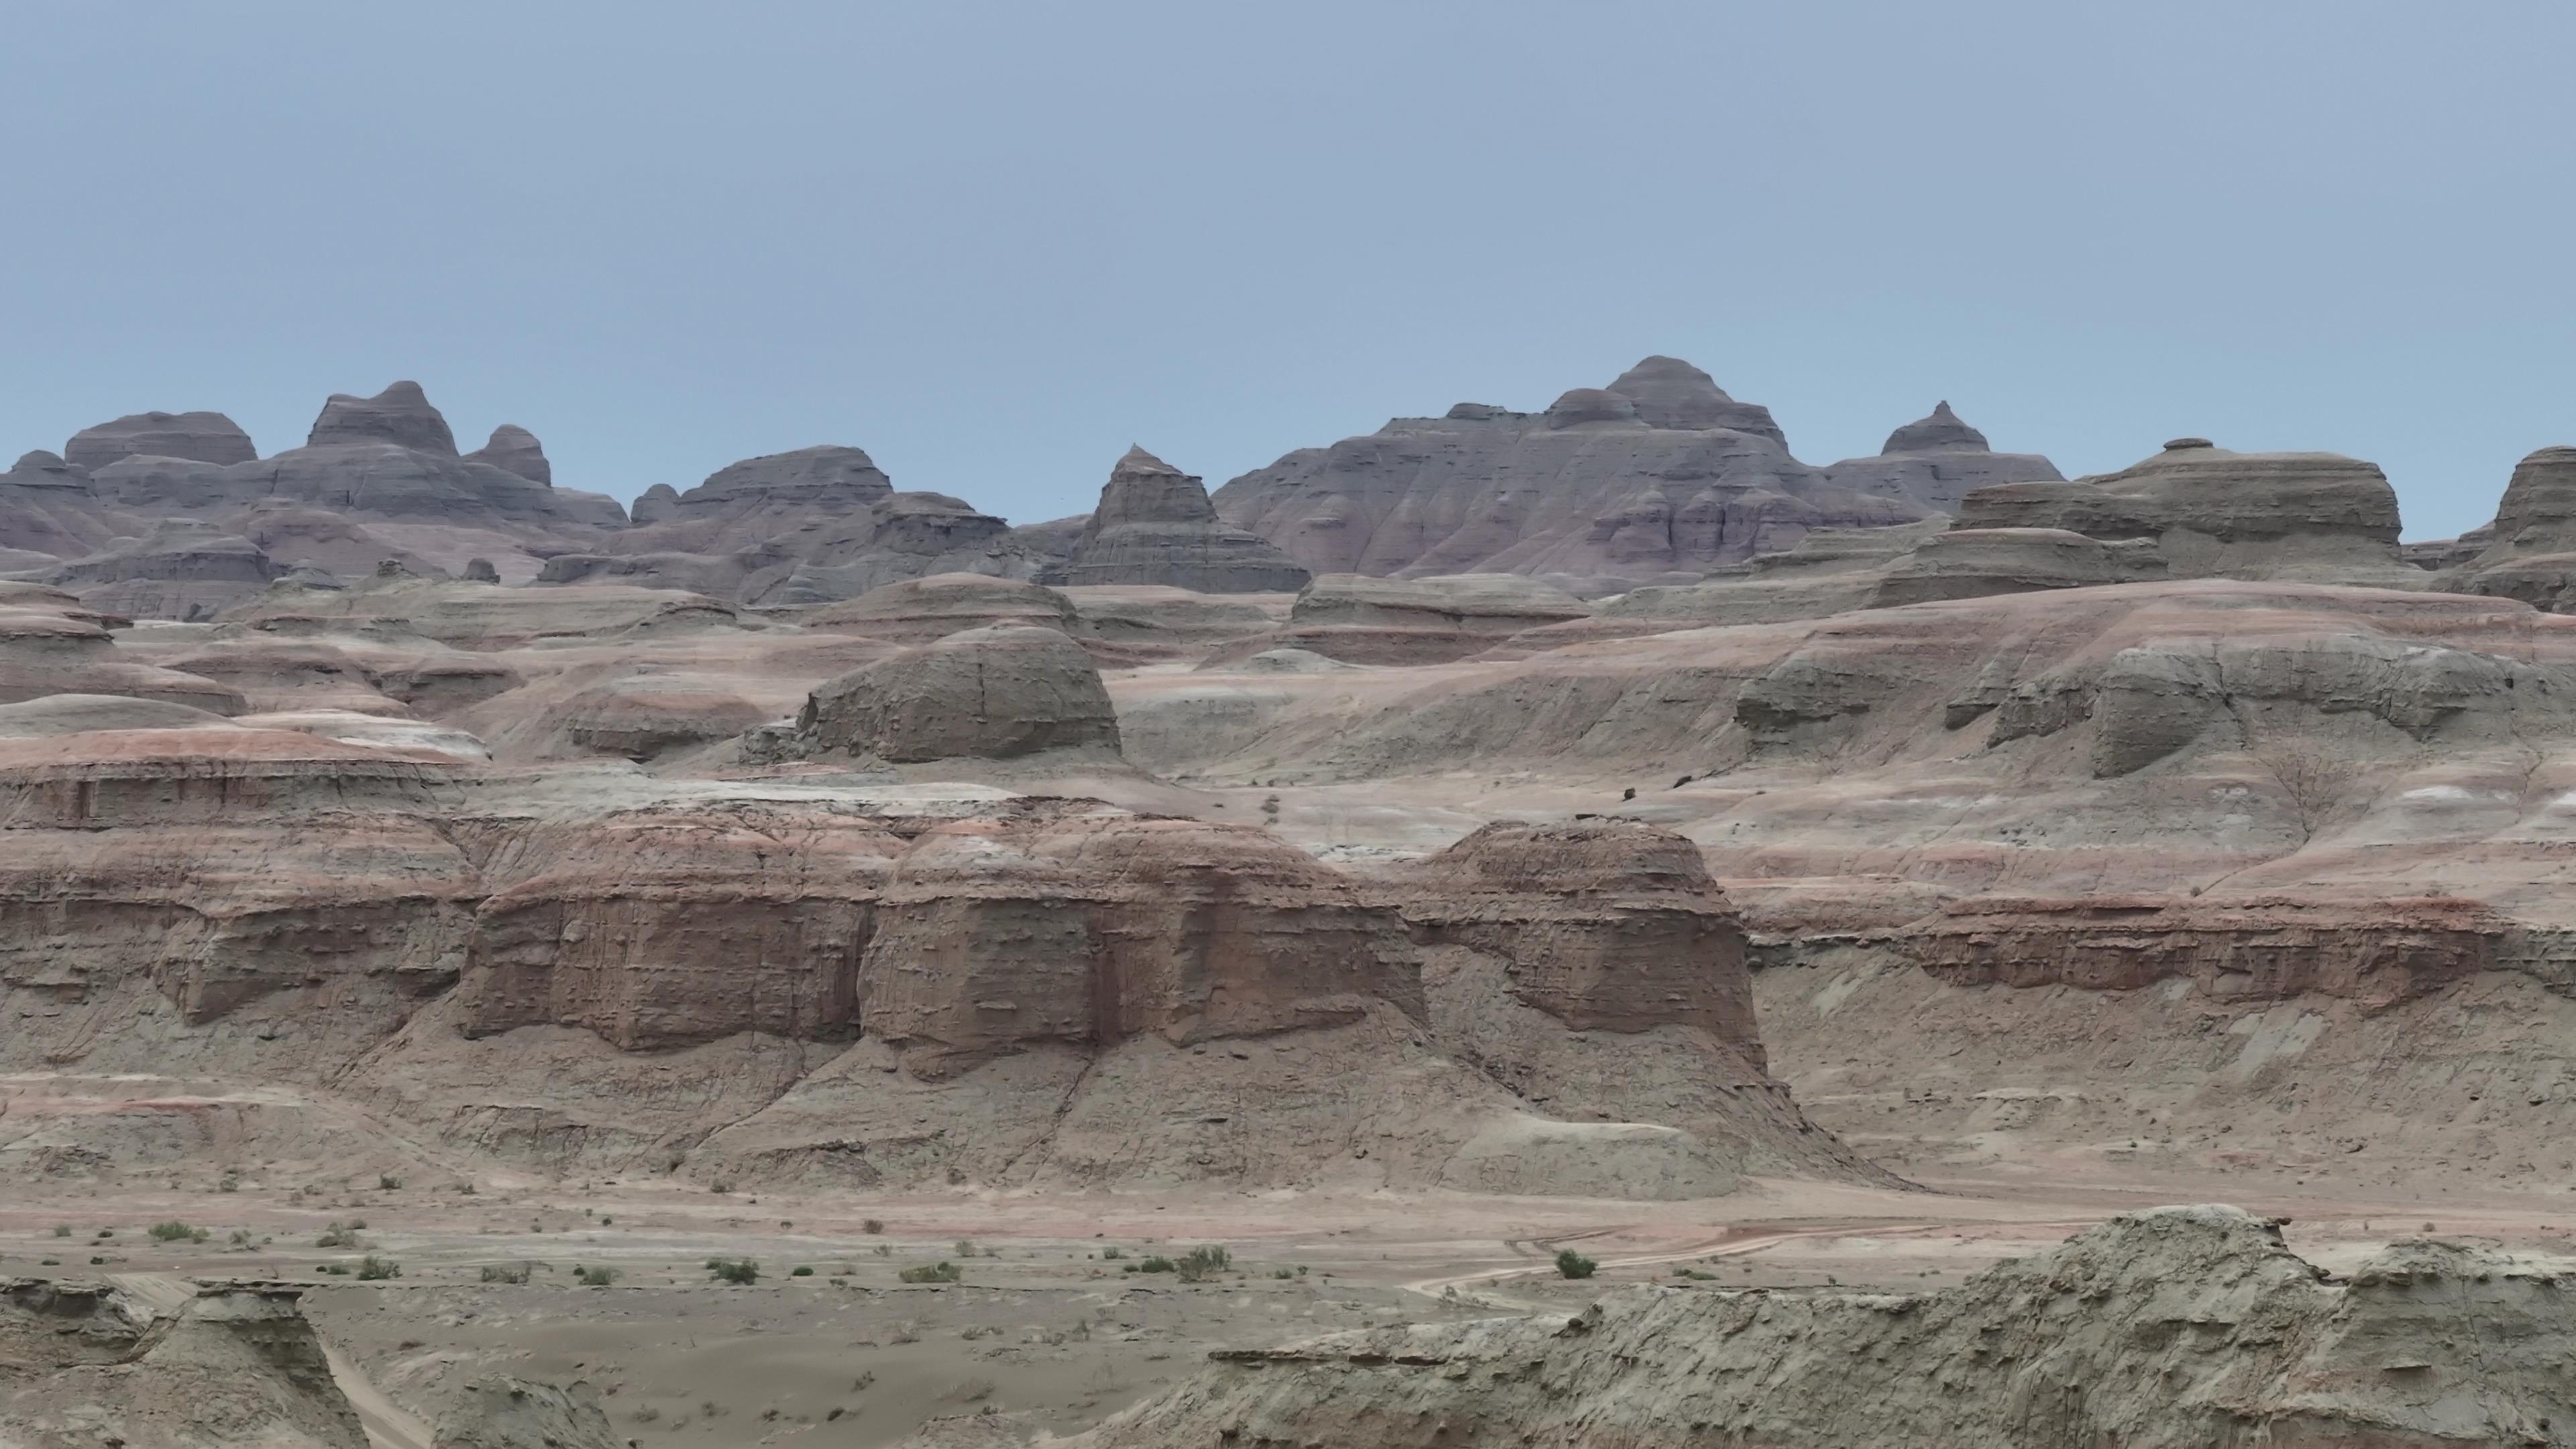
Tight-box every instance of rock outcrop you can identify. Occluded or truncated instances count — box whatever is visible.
[462,423,551,484]
[62,409,258,471]
[1821,400,2063,512]
[629,482,681,525]
[1216,572,1590,664]
[0,1278,368,1448]
[2443,447,2576,608]
[803,572,1080,643]
[1212,356,1933,590]
[779,624,1123,763]
[307,379,458,453]
[1953,438,2418,586]
[431,1375,622,1449]
[1077,1208,2576,1449]
[1063,446,1310,592]
[39,520,286,621]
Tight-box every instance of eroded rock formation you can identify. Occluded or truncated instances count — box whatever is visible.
[63,409,258,471]
[1063,447,1311,592]
[1077,1208,2576,1449]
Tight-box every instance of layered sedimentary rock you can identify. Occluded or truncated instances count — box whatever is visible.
[1864,525,2164,606]
[40,520,286,621]
[862,815,1414,1075]
[2443,446,2576,607]
[462,423,551,484]
[1821,400,2063,513]
[1063,447,1310,592]
[629,482,681,525]
[778,624,1122,763]
[1079,1208,2576,1449]
[308,380,458,453]
[1212,356,1931,589]
[1218,572,1589,664]
[62,409,258,471]
[0,449,133,559]
[0,599,246,712]
[1955,437,2420,586]
[0,1277,367,1449]
[557,472,1048,605]
[802,572,1080,642]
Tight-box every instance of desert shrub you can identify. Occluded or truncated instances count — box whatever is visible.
[862,1218,885,1234]
[1555,1249,1597,1279]
[316,1222,364,1248]
[356,1255,401,1281]
[51,1224,69,1238]
[574,1265,619,1287]
[704,1257,759,1285]
[378,1174,402,1190]
[791,1265,814,1277]
[1175,1246,1231,1283]
[1100,1246,1124,1260]
[148,1221,206,1243]
[954,1238,979,1258]
[1134,1255,1176,1274]
[480,1263,531,1285]
[898,1261,963,1284]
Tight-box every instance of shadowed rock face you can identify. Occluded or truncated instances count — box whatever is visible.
[62,409,258,471]
[307,380,458,454]
[629,481,682,525]
[1072,1208,2576,1449]
[786,624,1122,763]
[1064,447,1311,592]
[464,423,551,484]
[1212,356,1931,590]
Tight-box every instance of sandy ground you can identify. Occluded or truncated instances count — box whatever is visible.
[13,1169,2576,1448]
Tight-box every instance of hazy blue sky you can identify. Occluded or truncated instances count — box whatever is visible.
[7,2,2569,539]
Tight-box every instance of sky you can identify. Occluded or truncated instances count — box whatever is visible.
[5,1,2570,541]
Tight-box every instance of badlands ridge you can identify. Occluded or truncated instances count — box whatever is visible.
[7,365,2576,1446]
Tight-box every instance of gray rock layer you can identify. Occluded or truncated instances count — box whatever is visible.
[1066,446,1310,592]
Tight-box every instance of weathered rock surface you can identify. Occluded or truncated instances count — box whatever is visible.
[1821,400,2063,513]
[1063,447,1310,592]
[307,380,458,454]
[1078,1208,2576,1449]
[607,445,893,557]
[1955,438,2420,586]
[0,1278,367,1449]
[1212,356,1933,590]
[780,624,1122,763]
[2443,447,2576,608]
[462,423,551,484]
[431,1375,621,1449]
[40,520,286,621]
[1218,573,1590,664]
[63,409,258,471]
[803,572,1080,643]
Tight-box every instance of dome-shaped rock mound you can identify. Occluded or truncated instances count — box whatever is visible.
[1542,387,1643,429]
[307,380,458,454]
[629,482,682,525]
[63,409,258,471]
[1063,447,1311,592]
[1604,355,1784,439]
[464,423,551,484]
[790,623,1121,763]
[1882,399,1988,453]
[804,572,1077,642]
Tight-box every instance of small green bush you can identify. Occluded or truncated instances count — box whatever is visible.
[316,1222,363,1249]
[791,1265,814,1277]
[574,1265,619,1287]
[1175,1246,1231,1283]
[1100,1246,1125,1260]
[705,1257,759,1285]
[356,1255,401,1281]
[1134,1255,1177,1273]
[51,1224,70,1238]
[1554,1249,1597,1280]
[898,1261,963,1284]
[480,1263,531,1284]
[862,1218,885,1234]
[378,1174,402,1190]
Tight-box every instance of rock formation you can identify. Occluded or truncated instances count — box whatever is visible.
[1821,399,2063,512]
[307,379,458,453]
[0,1277,368,1448]
[1077,1208,2576,1449]
[2442,446,2576,607]
[1063,446,1310,592]
[1219,572,1591,663]
[38,520,286,621]
[62,409,258,471]
[803,572,1081,643]
[462,423,551,484]
[1953,437,2419,586]
[778,624,1123,763]
[629,481,682,525]
[1212,356,1935,590]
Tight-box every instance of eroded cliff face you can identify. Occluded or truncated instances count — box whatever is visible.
[1072,1208,2576,1449]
